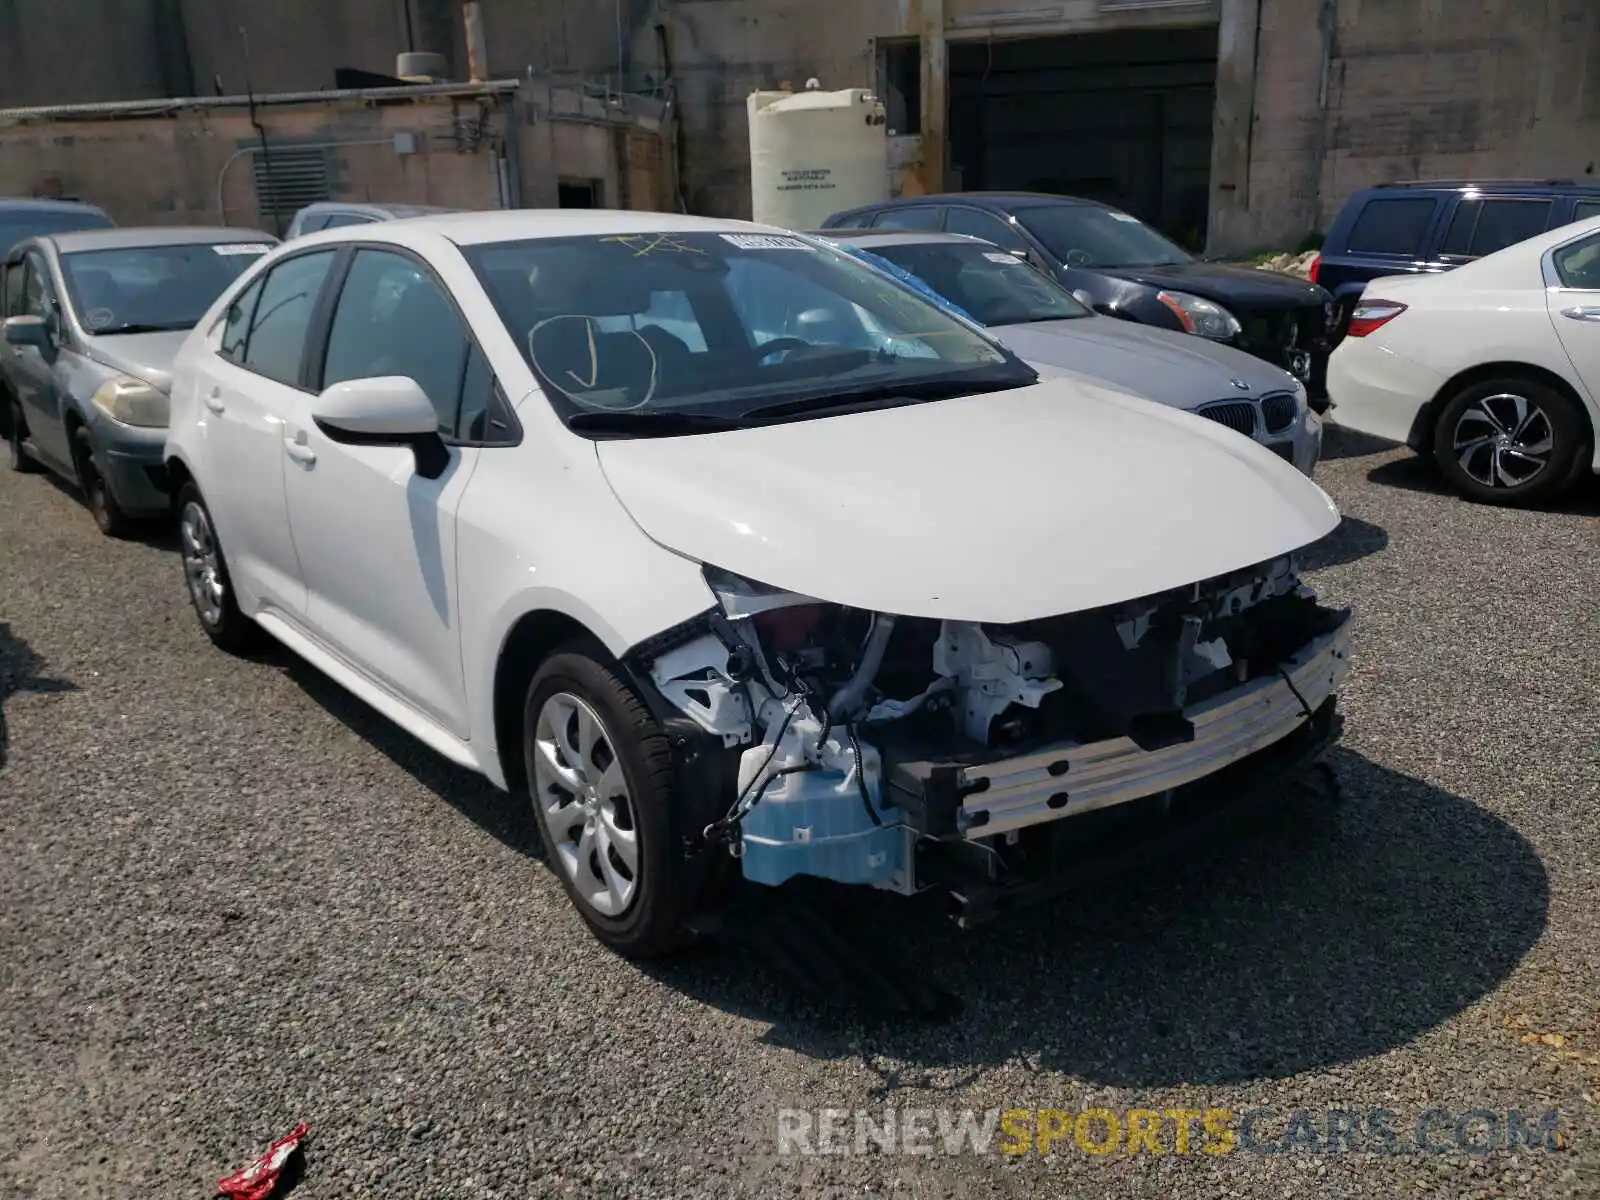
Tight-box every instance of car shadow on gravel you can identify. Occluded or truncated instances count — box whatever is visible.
[277,655,544,858]
[1298,514,1388,571]
[0,621,77,772]
[1365,454,1600,516]
[1319,426,1399,461]
[649,748,1550,1088]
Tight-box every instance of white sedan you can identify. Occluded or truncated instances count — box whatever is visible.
[164,211,1352,956]
[1328,216,1600,505]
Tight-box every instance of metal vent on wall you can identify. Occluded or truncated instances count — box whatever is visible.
[251,148,331,218]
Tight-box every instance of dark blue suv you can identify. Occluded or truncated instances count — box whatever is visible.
[1315,179,1600,335]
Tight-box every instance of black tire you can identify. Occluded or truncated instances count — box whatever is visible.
[5,397,39,474]
[1431,376,1586,507]
[176,482,260,653]
[73,428,131,537]
[523,644,695,958]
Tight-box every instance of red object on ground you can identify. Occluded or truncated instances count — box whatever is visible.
[216,1123,310,1200]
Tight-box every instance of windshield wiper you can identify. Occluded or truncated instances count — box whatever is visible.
[739,376,1027,422]
[565,409,746,437]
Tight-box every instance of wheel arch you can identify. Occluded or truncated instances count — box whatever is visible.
[491,608,610,795]
[1408,361,1596,455]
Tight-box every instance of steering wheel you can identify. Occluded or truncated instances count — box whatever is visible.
[1064,248,1093,268]
[750,336,812,363]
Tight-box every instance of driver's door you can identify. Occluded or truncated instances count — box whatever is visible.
[280,246,480,737]
[6,252,73,469]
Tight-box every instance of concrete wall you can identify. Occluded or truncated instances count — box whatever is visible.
[0,86,671,232]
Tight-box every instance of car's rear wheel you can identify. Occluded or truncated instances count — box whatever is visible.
[1432,377,1586,506]
[524,645,694,958]
[177,482,259,653]
[73,428,130,537]
[5,397,39,474]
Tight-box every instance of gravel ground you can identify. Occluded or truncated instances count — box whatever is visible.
[1,429,1597,1199]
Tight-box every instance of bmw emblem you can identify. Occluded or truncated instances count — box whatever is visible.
[1230,378,1251,391]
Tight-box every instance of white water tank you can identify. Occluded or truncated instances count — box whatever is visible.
[748,83,889,230]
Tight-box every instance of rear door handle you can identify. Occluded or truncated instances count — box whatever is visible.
[204,388,226,414]
[1560,306,1600,322]
[285,429,317,466]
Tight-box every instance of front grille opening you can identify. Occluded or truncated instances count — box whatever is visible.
[1197,400,1256,437]
[1261,391,1298,435]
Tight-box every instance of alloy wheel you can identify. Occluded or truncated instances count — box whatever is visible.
[532,691,640,917]
[179,500,226,627]
[1451,392,1554,489]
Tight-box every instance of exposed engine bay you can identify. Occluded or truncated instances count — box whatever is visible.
[646,556,1353,901]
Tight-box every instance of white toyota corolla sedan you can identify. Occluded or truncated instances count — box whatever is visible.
[1328,215,1600,506]
[165,211,1353,956]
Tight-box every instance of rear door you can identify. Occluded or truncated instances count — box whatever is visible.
[1544,227,1600,400]
[192,248,340,618]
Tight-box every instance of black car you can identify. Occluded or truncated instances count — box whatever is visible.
[1312,179,1600,333]
[823,193,1337,409]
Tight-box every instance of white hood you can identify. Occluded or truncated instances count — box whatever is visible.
[595,379,1340,624]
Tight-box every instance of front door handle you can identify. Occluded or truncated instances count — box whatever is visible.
[204,388,226,414]
[1560,306,1600,322]
[285,430,317,466]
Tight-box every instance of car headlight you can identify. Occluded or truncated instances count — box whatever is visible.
[1155,290,1242,341]
[91,375,169,428]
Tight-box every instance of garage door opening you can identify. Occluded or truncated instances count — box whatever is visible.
[947,25,1218,248]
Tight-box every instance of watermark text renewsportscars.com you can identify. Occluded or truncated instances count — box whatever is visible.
[776,1106,1566,1157]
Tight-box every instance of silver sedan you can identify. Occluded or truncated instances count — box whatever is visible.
[815,229,1322,476]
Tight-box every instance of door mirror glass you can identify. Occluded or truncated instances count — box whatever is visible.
[311,375,450,479]
[4,314,48,347]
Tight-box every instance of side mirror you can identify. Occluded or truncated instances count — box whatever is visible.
[4,314,48,348]
[311,376,449,479]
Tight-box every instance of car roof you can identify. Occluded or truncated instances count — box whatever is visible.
[43,226,276,253]
[287,208,800,248]
[297,201,462,220]
[0,197,108,216]
[1361,179,1600,195]
[844,192,1109,214]
[807,228,992,248]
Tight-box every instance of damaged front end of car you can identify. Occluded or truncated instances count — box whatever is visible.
[625,556,1352,925]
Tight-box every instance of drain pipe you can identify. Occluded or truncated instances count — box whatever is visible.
[462,0,488,82]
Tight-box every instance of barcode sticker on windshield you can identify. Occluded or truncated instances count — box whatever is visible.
[720,234,810,250]
[212,243,273,256]
[984,251,1023,264]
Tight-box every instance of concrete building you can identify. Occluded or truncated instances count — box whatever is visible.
[2,0,1596,254]
[0,79,675,234]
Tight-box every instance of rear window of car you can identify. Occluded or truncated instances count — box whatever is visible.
[1576,199,1600,223]
[1344,197,1437,256]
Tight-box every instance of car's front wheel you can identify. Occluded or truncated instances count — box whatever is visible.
[73,428,131,537]
[5,397,38,474]
[1432,377,1587,506]
[524,645,695,958]
[177,482,259,653]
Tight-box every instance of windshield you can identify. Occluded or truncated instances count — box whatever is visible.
[61,241,273,334]
[860,241,1091,326]
[1,209,113,255]
[1016,205,1193,269]
[464,231,1034,427]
